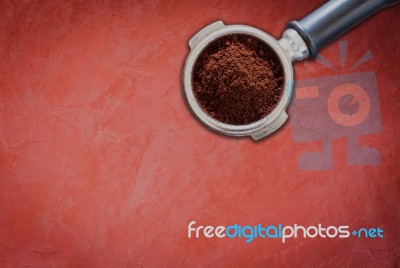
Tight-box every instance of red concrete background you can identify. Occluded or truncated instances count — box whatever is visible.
[0,0,399,267]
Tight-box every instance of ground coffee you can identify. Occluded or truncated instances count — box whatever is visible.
[192,34,284,125]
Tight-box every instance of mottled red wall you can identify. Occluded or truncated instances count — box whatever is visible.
[0,0,399,267]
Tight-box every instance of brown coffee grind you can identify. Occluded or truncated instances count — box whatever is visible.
[192,34,284,125]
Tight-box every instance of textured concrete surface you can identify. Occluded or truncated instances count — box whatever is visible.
[0,0,399,267]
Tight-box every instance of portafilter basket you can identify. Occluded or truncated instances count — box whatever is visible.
[183,0,399,140]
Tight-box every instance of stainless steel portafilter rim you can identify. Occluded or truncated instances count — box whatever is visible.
[183,1,399,140]
[183,21,294,140]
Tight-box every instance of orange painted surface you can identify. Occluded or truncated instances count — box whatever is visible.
[1,0,399,267]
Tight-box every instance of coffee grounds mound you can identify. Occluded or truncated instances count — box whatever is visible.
[192,34,284,125]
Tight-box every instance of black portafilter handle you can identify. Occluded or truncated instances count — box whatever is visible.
[287,0,400,58]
